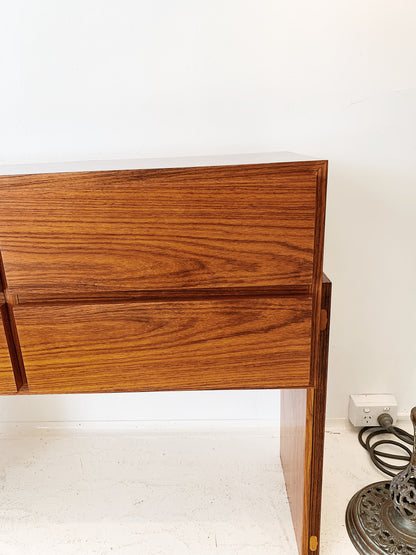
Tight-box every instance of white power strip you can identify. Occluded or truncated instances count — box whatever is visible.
[348,394,398,427]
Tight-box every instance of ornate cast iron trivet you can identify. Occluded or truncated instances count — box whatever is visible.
[346,407,416,554]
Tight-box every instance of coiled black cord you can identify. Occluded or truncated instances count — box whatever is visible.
[358,413,413,477]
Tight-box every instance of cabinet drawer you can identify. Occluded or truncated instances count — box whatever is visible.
[0,164,319,302]
[0,304,17,394]
[14,297,313,394]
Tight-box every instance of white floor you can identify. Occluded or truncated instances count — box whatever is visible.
[0,420,396,554]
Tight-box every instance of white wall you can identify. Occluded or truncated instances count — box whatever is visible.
[1,0,415,421]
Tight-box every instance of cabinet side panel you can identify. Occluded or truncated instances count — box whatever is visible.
[310,162,328,388]
[308,275,332,553]
[280,389,312,554]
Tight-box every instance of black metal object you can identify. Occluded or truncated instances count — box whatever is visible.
[358,416,413,478]
[346,407,416,554]
[390,408,416,522]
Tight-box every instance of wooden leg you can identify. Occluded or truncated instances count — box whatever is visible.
[280,387,314,553]
[280,277,331,554]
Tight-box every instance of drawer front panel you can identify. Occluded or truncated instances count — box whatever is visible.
[0,304,17,393]
[14,297,313,394]
[0,165,317,302]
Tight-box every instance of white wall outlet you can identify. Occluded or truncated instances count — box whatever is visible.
[348,394,398,427]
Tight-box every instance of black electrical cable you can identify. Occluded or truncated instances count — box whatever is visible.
[358,413,414,477]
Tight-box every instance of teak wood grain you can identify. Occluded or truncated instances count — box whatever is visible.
[280,388,311,552]
[307,275,332,553]
[280,276,331,554]
[0,163,323,304]
[0,156,329,555]
[13,297,312,394]
[0,303,18,393]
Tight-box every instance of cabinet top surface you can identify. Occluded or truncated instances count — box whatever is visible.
[0,152,325,176]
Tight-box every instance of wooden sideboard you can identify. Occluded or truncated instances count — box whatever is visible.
[0,153,330,554]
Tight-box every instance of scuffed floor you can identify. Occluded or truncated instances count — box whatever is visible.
[321,419,400,555]
[0,420,388,554]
